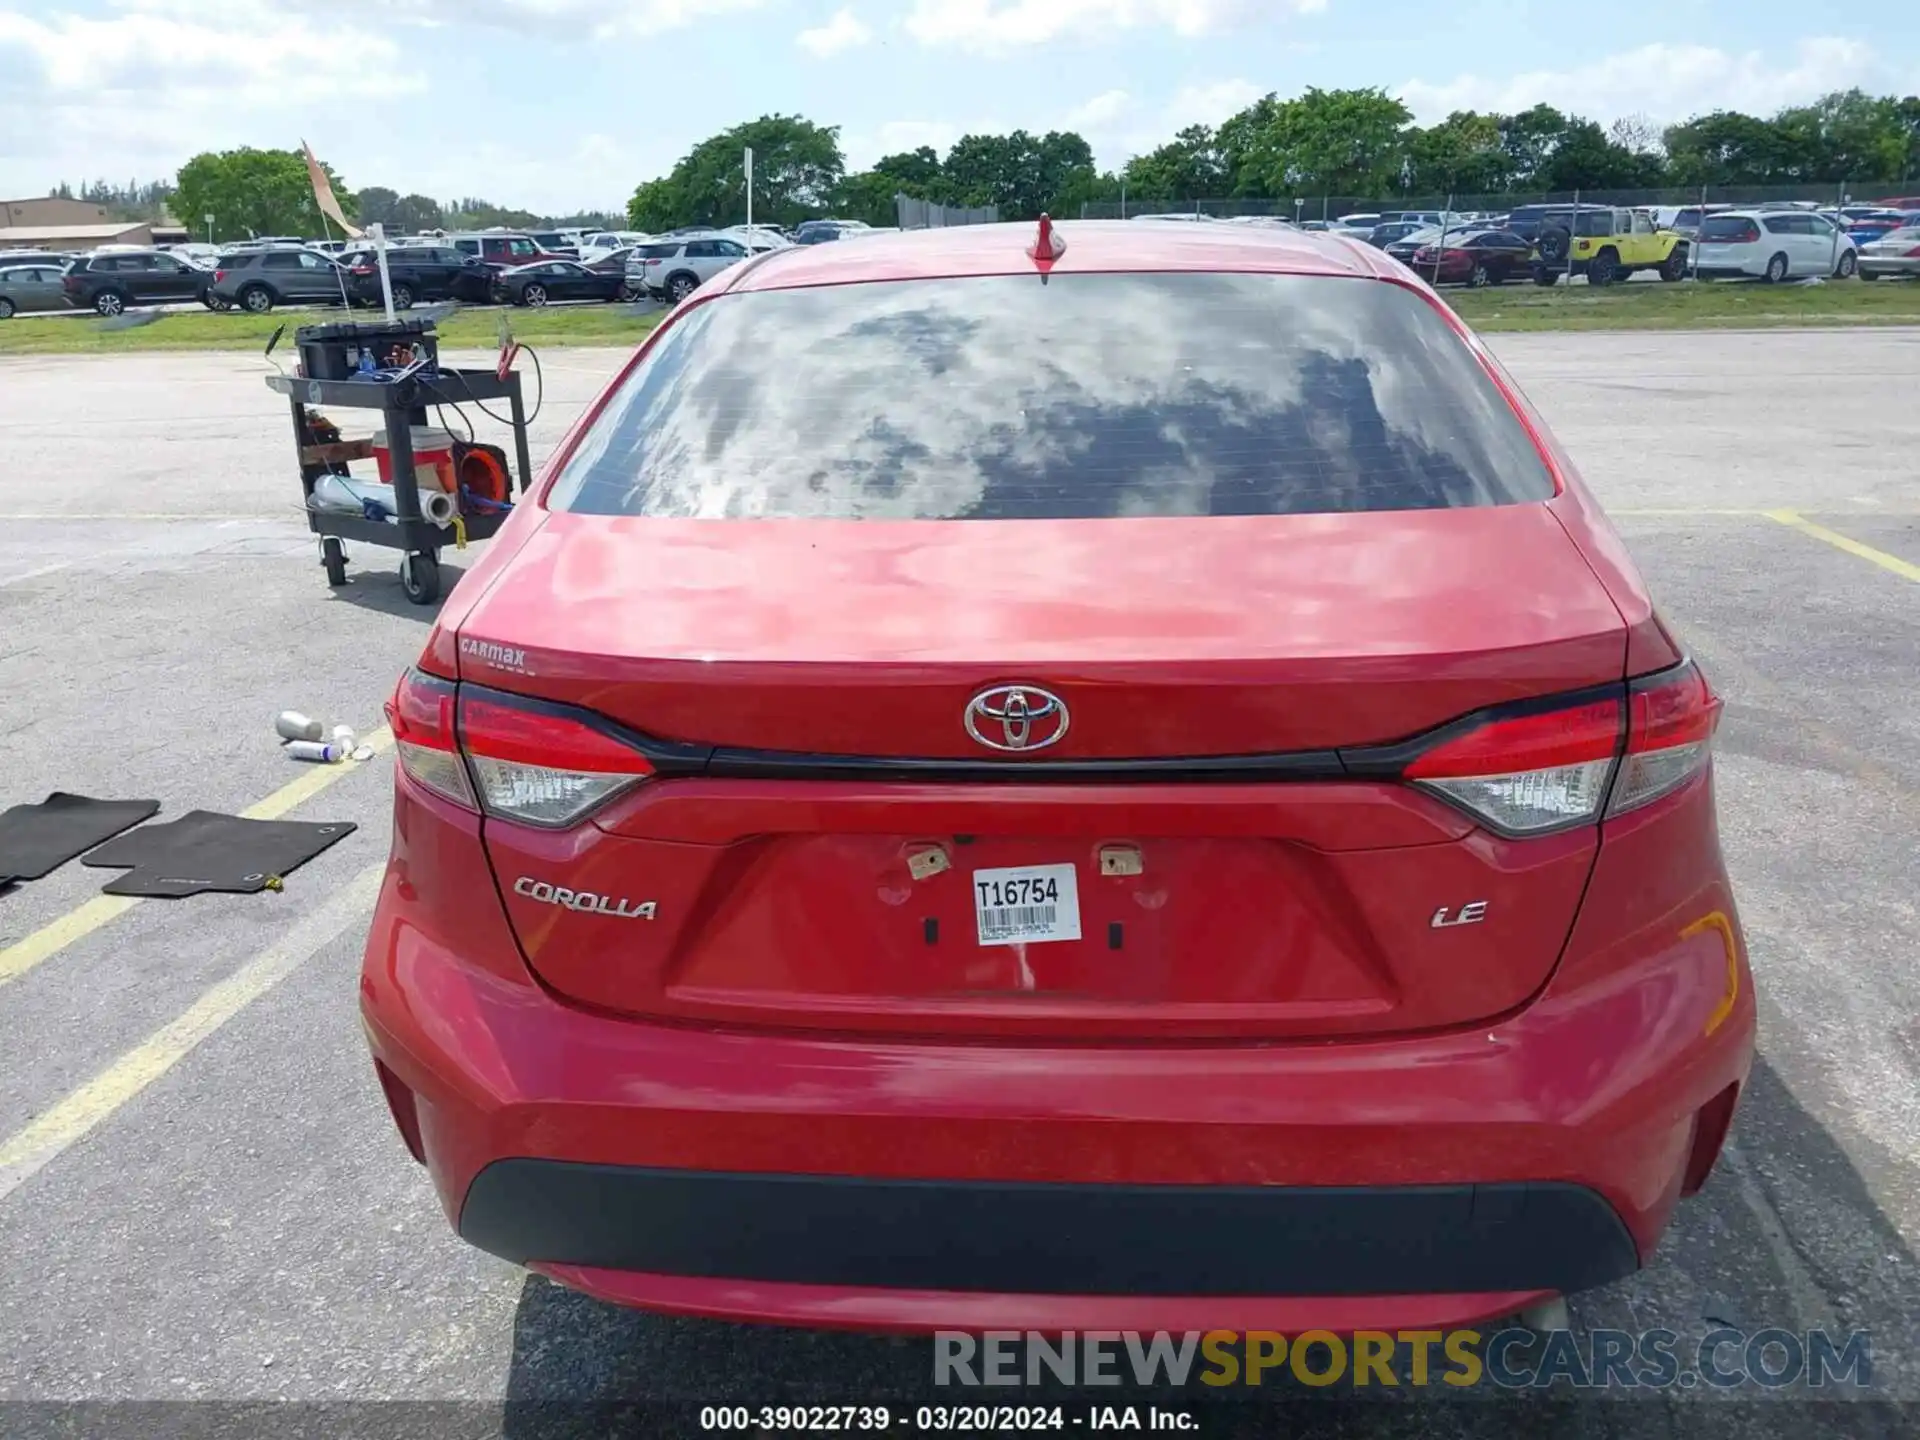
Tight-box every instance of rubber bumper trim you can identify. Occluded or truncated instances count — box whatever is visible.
[459,1162,1640,1297]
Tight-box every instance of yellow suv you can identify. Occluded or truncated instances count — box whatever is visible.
[1517,205,1690,287]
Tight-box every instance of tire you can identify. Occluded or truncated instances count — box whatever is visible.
[1467,262,1490,288]
[617,282,640,302]
[1660,248,1688,282]
[1763,252,1789,284]
[1537,226,1571,265]
[666,272,698,303]
[93,290,127,317]
[1586,250,1619,288]
[1532,265,1559,288]
[390,283,415,311]
[399,551,441,606]
[240,284,274,314]
[0,297,13,320]
[1835,250,1858,280]
[203,293,232,311]
[522,283,548,308]
[321,537,348,588]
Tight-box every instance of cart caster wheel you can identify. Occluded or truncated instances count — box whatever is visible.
[400,551,441,605]
[321,537,348,587]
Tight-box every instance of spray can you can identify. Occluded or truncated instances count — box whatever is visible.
[275,711,325,742]
[285,740,343,763]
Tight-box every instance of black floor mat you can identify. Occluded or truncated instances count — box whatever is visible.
[81,810,357,897]
[0,793,162,885]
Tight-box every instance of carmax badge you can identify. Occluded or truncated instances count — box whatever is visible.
[514,877,657,919]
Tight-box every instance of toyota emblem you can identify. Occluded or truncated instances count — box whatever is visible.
[964,685,1070,753]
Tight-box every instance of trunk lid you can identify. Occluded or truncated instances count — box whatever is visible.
[461,503,1626,1040]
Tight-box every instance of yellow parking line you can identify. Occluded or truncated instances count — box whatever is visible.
[1765,509,1920,584]
[0,864,387,1203]
[0,727,392,989]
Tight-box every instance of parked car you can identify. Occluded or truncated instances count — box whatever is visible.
[1523,207,1689,286]
[1408,229,1536,286]
[791,219,870,245]
[0,262,71,318]
[628,235,753,301]
[363,219,1753,1335]
[1858,226,1920,280]
[1840,210,1915,245]
[446,232,573,270]
[335,244,495,308]
[1365,220,1428,248]
[61,248,212,315]
[582,247,644,299]
[528,231,582,257]
[1382,226,1442,265]
[1691,210,1859,283]
[207,248,351,313]
[491,259,627,307]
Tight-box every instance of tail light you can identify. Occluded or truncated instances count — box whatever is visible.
[1403,660,1720,836]
[1404,696,1622,836]
[1732,225,1760,243]
[214,269,227,283]
[351,264,376,276]
[1905,245,1920,258]
[386,671,653,828]
[459,691,655,827]
[1608,660,1721,816]
[387,671,474,809]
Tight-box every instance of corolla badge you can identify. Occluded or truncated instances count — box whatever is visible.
[964,685,1070,753]
[514,877,656,919]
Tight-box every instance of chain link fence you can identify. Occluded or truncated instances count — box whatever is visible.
[897,196,1000,229]
[1083,181,1920,222]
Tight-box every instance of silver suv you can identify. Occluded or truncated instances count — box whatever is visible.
[626,235,752,303]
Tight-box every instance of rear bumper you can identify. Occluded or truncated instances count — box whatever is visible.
[360,789,1755,1331]
[463,1164,1637,1298]
[1858,258,1920,278]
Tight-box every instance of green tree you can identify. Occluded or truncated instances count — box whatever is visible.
[1498,104,1570,189]
[1663,110,1790,185]
[1539,119,1663,190]
[626,115,845,230]
[1216,94,1284,197]
[1239,87,1412,197]
[1404,111,1511,196]
[834,148,949,226]
[389,194,445,231]
[941,130,1095,219]
[174,147,351,242]
[1123,126,1226,203]
[355,185,401,226]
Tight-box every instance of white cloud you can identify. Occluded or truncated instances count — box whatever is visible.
[797,7,873,57]
[1397,38,1904,129]
[335,0,774,38]
[1065,89,1133,130]
[903,0,1318,53]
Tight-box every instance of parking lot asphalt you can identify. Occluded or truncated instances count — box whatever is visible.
[1,331,1917,1437]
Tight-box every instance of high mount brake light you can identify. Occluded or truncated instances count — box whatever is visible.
[1403,661,1720,836]
[386,671,655,827]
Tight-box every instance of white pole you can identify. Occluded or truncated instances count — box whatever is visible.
[744,146,754,232]
[371,221,396,322]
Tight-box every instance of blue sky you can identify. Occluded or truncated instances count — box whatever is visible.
[1,0,1916,215]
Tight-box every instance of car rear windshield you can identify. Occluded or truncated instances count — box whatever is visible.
[548,272,1555,520]
[635,243,681,258]
[1700,216,1758,240]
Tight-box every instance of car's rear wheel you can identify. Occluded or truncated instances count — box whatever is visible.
[1763,252,1789,284]
[522,284,548,308]
[667,273,697,303]
[94,290,126,317]
[1660,248,1688,281]
[240,284,274,314]
[618,281,639,302]
[1586,250,1619,287]
[391,283,416,310]
[1532,265,1558,287]
[0,297,13,320]
[1835,250,1858,279]
[1467,262,1490,288]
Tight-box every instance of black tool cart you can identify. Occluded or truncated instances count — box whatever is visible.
[265,319,535,604]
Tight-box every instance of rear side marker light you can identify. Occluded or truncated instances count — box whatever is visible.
[1403,660,1721,836]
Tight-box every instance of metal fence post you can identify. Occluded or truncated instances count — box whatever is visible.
[1565,188,1579,285]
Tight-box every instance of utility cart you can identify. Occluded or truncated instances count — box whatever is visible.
[265,320,536,605]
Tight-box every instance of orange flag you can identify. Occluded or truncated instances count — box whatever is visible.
[301,140,362,238]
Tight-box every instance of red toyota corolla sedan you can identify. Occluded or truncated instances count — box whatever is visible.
[359,219,1754,1333]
